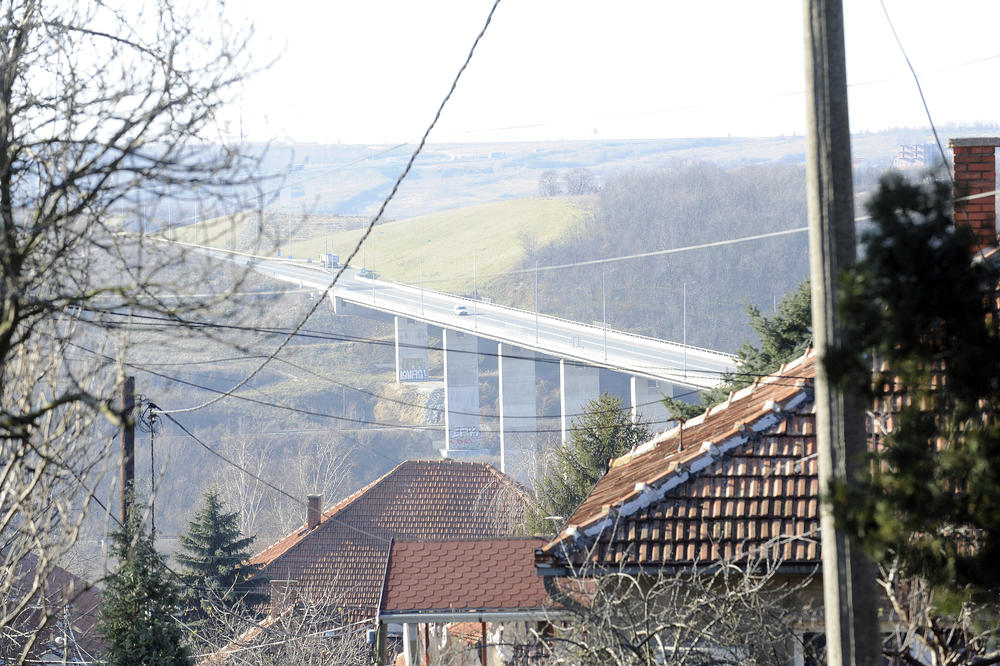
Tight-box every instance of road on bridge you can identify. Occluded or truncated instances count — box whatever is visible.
[233,254,735,390]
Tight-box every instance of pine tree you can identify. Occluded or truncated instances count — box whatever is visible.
[827,173,1000,598]
[527,394,649,534]
[664,279,812,420]
[98,503,191,666]
[176,489,265,620]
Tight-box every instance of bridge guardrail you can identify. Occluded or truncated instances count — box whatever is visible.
[346,270,736,363]
[178,241,736,366]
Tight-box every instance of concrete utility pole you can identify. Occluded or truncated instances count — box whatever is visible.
[803,1,880,663]
[120,376,135,523]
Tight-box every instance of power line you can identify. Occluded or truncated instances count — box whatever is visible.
[159,0,504,416]
[67,342,441,430]
[425,227,810,281]
[82,306,728,377]
[66,339,730,432]
[77,307,728,409]
[878,0,952,185]
[63,460,362,661]
[158,411,392,546]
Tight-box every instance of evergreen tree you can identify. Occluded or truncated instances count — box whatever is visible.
[176,489,265,620]
[664,279,812,420]
[527,394,649,534]
[98,503,191,666]
[827,173,1000,598]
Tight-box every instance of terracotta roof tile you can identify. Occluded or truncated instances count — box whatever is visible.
[9,553,104,659]
[249,460,528,621]
[381,538,551,615]
[539,352,825,571]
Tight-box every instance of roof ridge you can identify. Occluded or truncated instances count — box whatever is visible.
[248,461,409,563]
[616,349,816,466]
[553,352,817,548]
[560,387,813,544]
[392,535,548,544]
[249,459,525,566]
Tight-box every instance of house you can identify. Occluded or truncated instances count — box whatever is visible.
[2,552,103,664]
[537,352,819,575]
[376,537,554,666]
[248,459,529,627]
[534,137,1000,663]
[535,352,825,662]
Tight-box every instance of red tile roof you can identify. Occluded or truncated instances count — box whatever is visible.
[381,538,550,616]
[8,553,104,660]
[249,460,528,620]
[538,353,822,571]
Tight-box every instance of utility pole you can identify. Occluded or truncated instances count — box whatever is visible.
[803,1,880,664]
[149,406,158,540]
[120,376,135,523]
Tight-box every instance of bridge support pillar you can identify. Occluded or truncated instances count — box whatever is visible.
[498,344,536,483]
[630,377,679,431]
[442,329,485,458]
[560,360,600,445]
[394,316,429,382]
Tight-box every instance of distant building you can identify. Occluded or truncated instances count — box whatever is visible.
[3,553,103,664]
[892,142,943,170]
[248,459,529,625]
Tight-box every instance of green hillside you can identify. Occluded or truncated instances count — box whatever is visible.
[166,196,587,293]
[306,197,584,291]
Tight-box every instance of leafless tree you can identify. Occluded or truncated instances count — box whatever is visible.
[879,559,1000,666]
[538,170,561,197]
[533,538,823,665]
[218,429,273,539]
[190,585,371,666]
[563,167,596,195]
[471,471,530,535]
[0,0,263,658]
[266,433,356,536]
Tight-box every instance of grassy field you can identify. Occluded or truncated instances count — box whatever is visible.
[165,196,587,293]
[317,197,586,291]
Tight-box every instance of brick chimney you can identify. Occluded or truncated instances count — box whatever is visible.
[948,137,1000,252]
[307,494,322,530]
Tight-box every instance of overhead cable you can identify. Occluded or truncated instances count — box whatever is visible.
[158,0,504,415]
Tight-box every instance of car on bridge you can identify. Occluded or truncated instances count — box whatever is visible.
[453,304,470,316]
[356,268,378,280]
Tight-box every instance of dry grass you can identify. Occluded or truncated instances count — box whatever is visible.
[161,197,587,291]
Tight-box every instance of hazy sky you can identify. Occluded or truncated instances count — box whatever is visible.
[226,1,1000,145]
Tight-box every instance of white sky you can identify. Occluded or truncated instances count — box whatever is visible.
[224,1,1000,145]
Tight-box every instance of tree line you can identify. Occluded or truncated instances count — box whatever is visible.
[500,162,812,354]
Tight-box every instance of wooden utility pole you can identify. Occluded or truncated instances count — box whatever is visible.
[120,375,135,523]
[803,1,880,663]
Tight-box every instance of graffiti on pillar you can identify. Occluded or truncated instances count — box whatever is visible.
[449,426,481,450]
[399,357,428,381]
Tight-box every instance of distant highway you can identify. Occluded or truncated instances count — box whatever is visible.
[221,252,735,390]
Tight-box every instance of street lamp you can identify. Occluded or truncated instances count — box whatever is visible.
[683,282,688,378]
[602,271,607,361]
[534,261,539,344]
